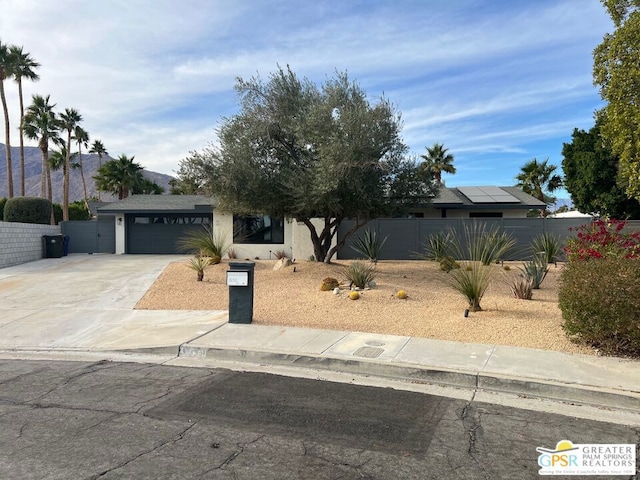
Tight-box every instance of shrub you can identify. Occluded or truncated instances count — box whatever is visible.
[178,225,230,262]
[227,247,238,259]
[422,231,453,261]
[343,260,376,289]
[3,196,52,224]
[273,249,288,260]
[439,256,460,272]
[187,256,211,281]
[69,201,91,221]
[558,257,640,356]
[349,291,360,300]
[350,229,387,263]
[397,290,408,299]
[511,274,533,300]
[320,277,340,291]
[443,261,497,312]
[531,232,564,263]
[564,219,640,261]
[0,197,6,220]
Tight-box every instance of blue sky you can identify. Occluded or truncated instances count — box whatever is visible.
[1,0,613,198]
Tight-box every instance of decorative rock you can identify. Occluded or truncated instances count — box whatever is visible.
[333,287,340,295]
[273,257,292,271]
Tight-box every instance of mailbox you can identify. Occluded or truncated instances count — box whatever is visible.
[227,261,255,324]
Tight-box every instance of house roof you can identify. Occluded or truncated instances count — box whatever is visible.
[97,195,216,214]
[432,186,547,210]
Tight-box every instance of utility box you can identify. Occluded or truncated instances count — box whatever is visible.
[227,261,255,324]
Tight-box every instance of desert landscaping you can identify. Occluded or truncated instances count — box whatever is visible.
[136,258,594,356]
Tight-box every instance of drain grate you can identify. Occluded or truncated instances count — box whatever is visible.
[353,346,384,358]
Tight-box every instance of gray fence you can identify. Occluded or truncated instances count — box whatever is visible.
[337,217,595,261]
[0,221,61,268]
[61,216,115,254]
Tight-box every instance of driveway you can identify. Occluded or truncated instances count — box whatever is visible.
[0,255,227,353]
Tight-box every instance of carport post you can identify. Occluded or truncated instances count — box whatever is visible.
[226,261,255,324]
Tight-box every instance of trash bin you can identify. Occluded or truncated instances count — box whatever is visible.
[42,235,65,258]
[63,235,70,256]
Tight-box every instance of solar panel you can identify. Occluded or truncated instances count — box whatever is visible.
[458,186,520,204]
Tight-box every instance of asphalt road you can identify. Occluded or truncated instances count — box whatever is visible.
[0,359,637,479]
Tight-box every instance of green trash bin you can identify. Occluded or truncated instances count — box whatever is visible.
[43,235,65,258]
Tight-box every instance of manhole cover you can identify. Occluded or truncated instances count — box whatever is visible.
[365,340,385,347]
[354,346,384,358]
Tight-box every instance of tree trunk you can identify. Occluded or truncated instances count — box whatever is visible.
[97,154,102,201]
[44,149,54,225]
[63,131,71,221]
[78,146,89,209]
[302,216,368,263]
[18,79,25,197]
[0,79,13,198]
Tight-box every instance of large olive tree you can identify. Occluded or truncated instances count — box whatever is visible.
[177,66,437,262]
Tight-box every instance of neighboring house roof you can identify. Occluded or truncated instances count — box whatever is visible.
[548,210,594,218]
[88,201,110,217]
[97,195,216,214]
[432,186,547,210]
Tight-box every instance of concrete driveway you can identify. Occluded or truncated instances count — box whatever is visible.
[0,254,227,353]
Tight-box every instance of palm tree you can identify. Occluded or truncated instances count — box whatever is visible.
[94,154,144,199]
[89,139,108,200]
[0,40,16,198]
[22,94,61,223]
[515,157,563,217]
[10,46,39,196]
[419,143,456,184]
[58,108,82,221]
[73,126,90,206]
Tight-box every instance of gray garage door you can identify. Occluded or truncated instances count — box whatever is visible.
[126,213,211,254]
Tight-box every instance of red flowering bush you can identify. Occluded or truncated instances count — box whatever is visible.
[564,219,640,261]
[559,219,640,357]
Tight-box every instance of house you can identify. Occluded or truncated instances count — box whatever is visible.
[97,195,321,259]
[96,186,545,257]
[416,186,547,218]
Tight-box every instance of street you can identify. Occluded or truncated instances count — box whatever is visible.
[0,359,637,479]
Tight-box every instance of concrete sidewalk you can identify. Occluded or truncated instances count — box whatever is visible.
[0,255,638,414]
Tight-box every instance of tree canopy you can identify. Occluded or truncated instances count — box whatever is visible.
[94,154,163,199]
[418,143,456,184]
[593,0,640,200]
[562,121,640,218]
[176,66,437,262]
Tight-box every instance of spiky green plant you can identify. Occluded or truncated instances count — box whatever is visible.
[343,260,377,289]
[443,261,496,311]
[519,254,549,289]
[423,231,453,261]
[350,229,387,263]
[449,222,516,265]
[531,232,563,263]
[178,225,230,263]
[187,256,211,281]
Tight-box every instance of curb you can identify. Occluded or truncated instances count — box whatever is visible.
[178,345,640,412]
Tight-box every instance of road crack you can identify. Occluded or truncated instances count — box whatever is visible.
[199,435,265,476]
[458,401,490,480]
[302,442,373,479]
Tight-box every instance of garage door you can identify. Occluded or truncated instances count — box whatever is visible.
[126,214,212,254]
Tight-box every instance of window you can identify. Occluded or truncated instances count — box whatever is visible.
[469,212,503,218]
[233,215,284,244]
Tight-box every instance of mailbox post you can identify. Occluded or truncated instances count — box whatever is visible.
[226,261,255,324]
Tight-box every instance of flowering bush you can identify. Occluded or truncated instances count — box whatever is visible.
[563,219,640,261]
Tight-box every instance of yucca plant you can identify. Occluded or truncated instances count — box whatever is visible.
[443,261,496,311]
[343,260,377,289]
[423,231,453,261]
[530,232,563,264]
[187,256,211,281]
[350,229,387,263]
[178,225,230,264]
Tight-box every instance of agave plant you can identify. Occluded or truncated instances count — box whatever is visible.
[350,229,387,263]
[342,260,377,289]
[519,253,549,289]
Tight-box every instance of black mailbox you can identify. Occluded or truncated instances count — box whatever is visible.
[227,261,255,324]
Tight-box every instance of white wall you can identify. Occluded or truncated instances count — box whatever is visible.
[114,213,126,254]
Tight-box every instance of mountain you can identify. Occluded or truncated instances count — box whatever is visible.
[0,143,175,203]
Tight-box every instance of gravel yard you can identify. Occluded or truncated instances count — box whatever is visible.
[136,259,593,355]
